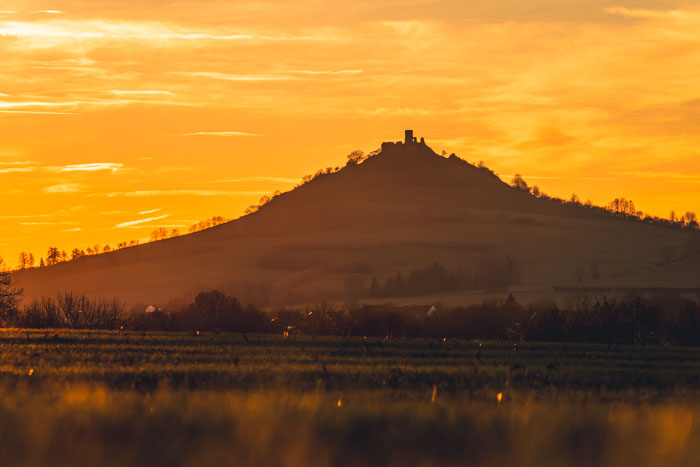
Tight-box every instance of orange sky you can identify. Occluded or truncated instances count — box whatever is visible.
[1,1,700,265]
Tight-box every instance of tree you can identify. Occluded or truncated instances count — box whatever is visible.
[531,185,542,197]
[27,253,35,268]
[60,250,68,262]
[682,212,698,229]
[0,256,22,324]
[670,211,677,223]
[103,245,112,253]
[150,227,169,242]
[39,258,45,267]
[17,252,28,270]
[46,247,59,266]
[511,174,529,192]
[569,194,580,205]
[71,248,83,260]
[608,197,636,216]
[346,150,365,166]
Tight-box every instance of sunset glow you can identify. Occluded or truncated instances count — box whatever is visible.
[2,1,700,263]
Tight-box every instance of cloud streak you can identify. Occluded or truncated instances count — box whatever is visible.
[42,183,82,194]
[116,214,170,228]
[178,131,262,137]
[60,163,123,172]
[0,19,340,44]
[139,208,162,215]
[95,190,270,197]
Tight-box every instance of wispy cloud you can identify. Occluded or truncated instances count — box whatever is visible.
[287,69,363,75]
[613,171,700,181]
[0,20,339,43]
[0,98,190,112]
[0,110,75,115]
[0,166,35,173]
[42,183,82,194]
[604,7,686,20]
[0,160,35,166]
[110,90,174,96]
[0,100,72,109]
[139,208,161,215]
[116,214,170,228]
[20,221,76,226]
[176,70,361,82]
[0,162,125,174]
[32,10,63,14]
[95,189,269,197]
[179,71,296,82]
[60,163,123,172]
[178,131,262,136]
[209,176,298,184]
[0,213,57,219]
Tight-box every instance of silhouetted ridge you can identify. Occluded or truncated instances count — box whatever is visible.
[14,130,697,306]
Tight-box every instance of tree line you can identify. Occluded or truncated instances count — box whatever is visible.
[359,260,519,300]
[510,173,699,230]
[12,215,231,271]
[2,284,699,347]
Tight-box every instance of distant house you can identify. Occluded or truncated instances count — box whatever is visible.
[145,305,160,313]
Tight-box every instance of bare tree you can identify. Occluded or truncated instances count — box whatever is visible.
[27,253,35,268]
[150,227,169,241]
[17,252,28,270]
[46,247,59,266]
[0,256,22,324]
[682,212,698,228]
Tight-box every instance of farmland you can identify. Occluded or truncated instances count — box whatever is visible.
[1,330,700,466]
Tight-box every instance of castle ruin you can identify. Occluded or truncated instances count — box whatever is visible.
[381,129,427,152]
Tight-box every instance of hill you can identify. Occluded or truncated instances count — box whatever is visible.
[13,132,699,307]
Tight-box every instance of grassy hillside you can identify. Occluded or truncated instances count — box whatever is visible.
[13,142,696,306]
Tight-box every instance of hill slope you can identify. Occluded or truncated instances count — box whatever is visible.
[13,139,698,307]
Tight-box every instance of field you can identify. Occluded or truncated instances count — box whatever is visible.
[2,330,700,467]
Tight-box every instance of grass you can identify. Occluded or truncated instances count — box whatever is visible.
[1,329,700,466]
